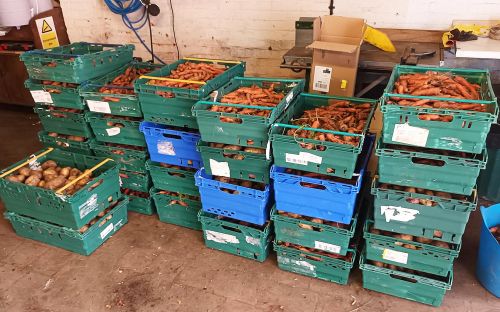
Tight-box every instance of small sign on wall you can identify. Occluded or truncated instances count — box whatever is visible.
[35,16,60,49]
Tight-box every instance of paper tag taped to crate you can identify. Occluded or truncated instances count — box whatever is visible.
[285,153,308,166]
[285,91,294,105]
[157,140,176,156]
[28,155,41,170]
[299,152,322,164]
[314,241,341,254]
[209,159,230,177]
[278,256,316,272]
[381,205,419,223]
[205,230,239,244]
[100,223,114,239]
[392,123,429,147]
[30,90,53,103]
[106,127,121,136]
[382,248,408,264]
[265,140,271,161]
[87,100,111,114]
[245,236,261,246]
[79,194,98,219]
[312,66,332,92]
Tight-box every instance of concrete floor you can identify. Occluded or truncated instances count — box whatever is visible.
[0,105,498,312]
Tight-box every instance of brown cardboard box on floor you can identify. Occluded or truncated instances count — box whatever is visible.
[308,16,366,97]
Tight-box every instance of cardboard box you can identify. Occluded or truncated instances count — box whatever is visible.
[308,16,366,97]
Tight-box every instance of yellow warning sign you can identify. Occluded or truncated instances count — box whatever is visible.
[41,20,53,33]
[35,17,60,49]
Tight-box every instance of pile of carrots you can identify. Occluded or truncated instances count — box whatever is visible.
[99,66,154,96]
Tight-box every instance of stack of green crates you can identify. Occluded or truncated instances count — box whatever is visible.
[360,65,498,307]
[81,61,162,215]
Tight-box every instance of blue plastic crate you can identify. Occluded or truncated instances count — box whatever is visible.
[476,204,500,298]
[195,168,272,225]
[270,134,374,224]
[140,121,202,168]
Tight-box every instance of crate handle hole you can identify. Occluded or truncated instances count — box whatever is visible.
[411,157,445,167]
[167,172,185,178]
[304,254,323,262]
[88,179,103,191]
[247,174,256,180]
[221,224,242,233]
[299,182,326,190]
[405,197,437,207]
[326,167,336,174]
[418,114,453,122]
[162,134,181,140]
[220,117,242,124]
[246,139,254,145]
[99,215,112,227]
[389,274,417,283]
[220,187,238,195]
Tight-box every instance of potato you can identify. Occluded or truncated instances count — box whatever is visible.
[43,168,57,177]
[70,168,82,176]
[78,225,89,234]
[416,236,433,244]
[77,177,90,187]
[48,132,59,137]
[403,244,417,250]
[29,170,43,179]
[25,175,41,186]
[38,181,46,188]
[433,241,450,249]
[6,175,22,183]
[310,218,323,224]
[399,234,414,241]
[41,160,57,169]
[18,166,31,176]
[60,167,71,178]
[44,176,67,190]
[298,223,313,230]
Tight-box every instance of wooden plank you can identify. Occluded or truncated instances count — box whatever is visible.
[379,28,443,43]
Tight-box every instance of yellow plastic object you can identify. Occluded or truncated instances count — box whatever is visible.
[55,158,114,194]
[0,148,54,178]
[364,25,396,52]
[442,23,491,47]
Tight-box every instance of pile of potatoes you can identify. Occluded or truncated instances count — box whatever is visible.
[4,160,92,195]
[208,143,265,159]
[278,210,350,230]
[379,182,468,206]
[157,190,200,207]
[370,226,450,249]
[77,199,121,234]
[213,176,266,192]
[278,241,354,261]
[47,132,87,143]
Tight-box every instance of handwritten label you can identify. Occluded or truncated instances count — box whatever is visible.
[381,205,420,223]
[209,159,230,177]
[392,123,429,147]
[157,140,176,156]
[312,66,332,92]
[285,153,308,166]
[30,90,53,103]
[299,152,322,164]
[382,249,408,264]
[106,127,121,136]
[100,223,114,239]
[205,230,239,244]
[87,100,111,114]
[314,241,341,254]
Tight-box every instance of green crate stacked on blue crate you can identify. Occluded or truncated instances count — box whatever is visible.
[360,65,498,307]
[193,76,305,261]
[21,42,135,158]
[267,92,376,284]
[0,148,127,255]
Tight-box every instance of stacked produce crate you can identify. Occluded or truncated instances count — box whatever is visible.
[0,43,135,255]
[80,61,161,215]
[134,58,246,229]
[360,65,498,306]
[268,93,377,283]
[192,77,304,261]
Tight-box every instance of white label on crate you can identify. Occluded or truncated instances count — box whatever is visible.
[100,223,114,239]
[285,91,294,105]
[245,236,261,246]
[79,194,98,219]
[30,90,53,103]
[312,66,332,92]
[209,159,230,177]
[87,100,111,114]
[157,140,176,156]
[205,230,239,244]
[106,127,121,136]
[381,205,420,223]
[265,140,271,161]
[392,123,429,147]
[314,241,341,254]
[382,248,408,264]
[119,176,123,187]
[299,152,322,164]
[28,155,41,170]
[285,153,308,166]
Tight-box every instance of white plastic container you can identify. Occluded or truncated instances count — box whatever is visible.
[30,0,54,16]
[0,0,32,27]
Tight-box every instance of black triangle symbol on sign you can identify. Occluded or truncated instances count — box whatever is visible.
[42,20,52,33]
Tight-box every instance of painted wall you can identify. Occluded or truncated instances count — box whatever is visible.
[59,0,500,76]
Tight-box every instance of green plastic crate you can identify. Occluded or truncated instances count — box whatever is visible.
[120,170,151,193]
[145,160,199,196]
[135,58,245,129]
[5,197,128,256]
[38,131,94,156]
[152,188,201,230]
[199,210,273,262]
[274,242,356,285]
[90,141,148,172]
[86,112,146,147]
[197,141,271,183]
[35,105,93,137]
[25,79,84,109]
[478,124,500,202]
[20,42,134,83]
[126,192,155,215]
[376,138,487,196]
[80,61,163,118]
[270,93,377,179]
[192,77,304,148]
[0,148,120,230]
[364,220,459,277]
[271,206,357,256]
[371,177,477,243]
[360,251,453,307]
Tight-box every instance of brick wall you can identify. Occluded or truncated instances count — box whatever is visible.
[59,0,500,76]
